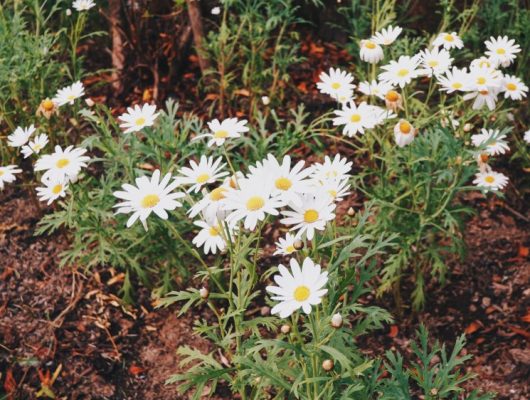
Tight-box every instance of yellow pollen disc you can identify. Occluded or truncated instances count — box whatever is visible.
[484,176,495,184]
[477,77,486,85]
[0,170,4,177]
[275,177,292,191]
[364,41,376,49]
[67,95,75,100]
[479,90,489,95]
[210,187,226,201]
[135,117,146,126]
[328,190,337,198]
[33,145,42,151]
[399,121,412,134]
[325,170,338,178]
[452,82,463,89]
[331,82,341,90]
[479,60,490,68]
[286,245,296,253]
[293,285,310,302]
[385,90,399,102]
[246,196,265,211]
[42,99,54,111]
[428,60,439,67]
[209,226,220,236]
[52,184,63,194]
[506,83,517,91]
[304,209,319,223]
[397,69,409,77]
[214,130,229,138]
[350,114,361,123]
[141,194,160,208]
[444,34,454,42]
[496,48,506,55]
[196,173,210,184]
[56,158,70,168]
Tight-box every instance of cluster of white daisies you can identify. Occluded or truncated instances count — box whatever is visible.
[317,27,529,192]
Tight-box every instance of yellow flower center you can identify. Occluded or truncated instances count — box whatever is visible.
[328,189,337,198]
[286,245,296,253]
[141,194,160,208]
[478,60,491,68]
[427,60,439,67]
[385,90,399,102]
[476,77,486,85]
[210,187,227,201]
[33,144,42,151]
[246,196,265,211]
[209,226,220,236]
[0,170,4,177]
[496,48,506,55]
[506,83,517,91]
[52,184,63,194]
[331,82,341,90]
[275,177,292,191]
[399,121,412,134]
[444,34,454,42]
[42,99,55,111]
[67,94,75,101]
[303,209,319,223]
[325,170,338,178]
[135,117,146,126]
[397,68,409,77]
[196,173,210,184]
[364,41,376,49]
[451,82,463,89]
[484,176,495,184]
[214,130,229,138]
[293,285,310,302]
[56,158,70,168]
[350,114,361,123]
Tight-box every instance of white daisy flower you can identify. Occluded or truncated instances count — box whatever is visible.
[281,193,336,240]
[188,184,230,220]
[274,233,298,256]
[34,145,90,182]
[113,170,185,230]
[463,88,499,111]
[192,218,233,254]
[359,40,384,64]
[193,118,249,147]
[485,36,521,67]
[358,80,394,100]
[473,170,508,191]
[470,57,494,70]
[7,125,36,148]
[53,81,85,106]
[176,156,228,193]
[311,177,351,202]
[311,154,352,183]
[437,67,469,93]
[501,75,528,101]
[266,257,328,318]
[432,32,464,50]
[384,89,403,111]
[419,47,453,77]
[118,103,159,133]
[317,68,356,101]
[471,129,509,156]
[524,130,530,144]
[333,101,381,137]
[468,66,502,91]
[0,165,22,190]
[222,178,283,231]
[36,177,68,205]
[372,25,402,46]
[378,55,422,88]
[394,119,416,148]
[72,0,96,11]
[21,134,49,158]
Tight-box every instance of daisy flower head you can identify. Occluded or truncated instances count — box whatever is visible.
[118,103,159,134]
[378,55,422,88]
[266,257,328,318]
[0,165,22,190]
[36,98,59,119]
[359,39,384,64]
[358,80,394,100]
[222,178,283,231]
[34,145,90,182]
[195,118,250,147]
[317,68,355,101]
[188,183,230,220]
[311,154,352,183]
[113,170,185,230]
[471,129,509,156]
[333,101,380,137]
[372,25,402,46]
[21,134,49,158]
[473,170,508,191]
[437,67,469,93]
[36,177,68,205]
[463,87,499,111]
[7,125,36,147]
[384,89,403,112]
[419,47,453,77]
[311,177,351,202]
[469,65,502,91]
[192,218,233,254]
[485,36,521,67]
[72,0,96,11]
[470,57,494,70]
[274,233,299,256]
[280,193,336,240]
[394,119,416,148]
[54,81,85,106]
[501,75,528,101]
[176,156,228,193]
[524,130,530,144]
[433,32,464,50]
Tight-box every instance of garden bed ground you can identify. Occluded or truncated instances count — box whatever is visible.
[0,181,528,399]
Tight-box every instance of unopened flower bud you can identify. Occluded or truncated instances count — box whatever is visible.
[463,123,473,132]
[455,156,462,165]
[280,324,291,334]
[479,153,489,163]
[66,8,72,16]
[199,287,209,299]
[347,207,355,217]
[211,6,221,15]
[260,306,270,316]
[331,313,343,328]
[85,98,95,107]
[322,359,334,371]
[293,240,304,250]
[430,388,438,396]
[261,96,270,105]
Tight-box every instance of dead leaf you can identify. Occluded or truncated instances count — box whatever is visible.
[464,320,482,335]
[129,364,144,375]
[518,246,529,258]
[233,89,250,97]
[388,325,399,338]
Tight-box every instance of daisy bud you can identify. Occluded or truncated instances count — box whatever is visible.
[430,388,438,396]
[199,287,209,299]
[261,96,270,106]
[331,313,343,328]
[455,156,463,165]
[463,123,473,132]
[385,90,403,112]
[322,359,334,371]
[394,119,416,148]
[293,240,304,250]
[480,153,489,164]
[66,8,72,16]
[280,324,291,334]
[85,98,95,107]
[347,207,355,217]
[211,6,221,15]
[260,306,270,316]
[36,98,58,119]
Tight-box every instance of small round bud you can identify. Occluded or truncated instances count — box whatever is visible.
[480,153,489,163]
[293,240,304,250]
[430,388,438,396]
[85,98,95,107]
[347,207,355,217]
[261,96,270,106]
[280,324,291,334]
[455,156,462,165]
[322,359,334,371]
[199,287,209,299]
[260,306,270,316]
[331,313,343,328]
[463,123,473,132]
[66,9,72,16]
[211,6,221,15]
